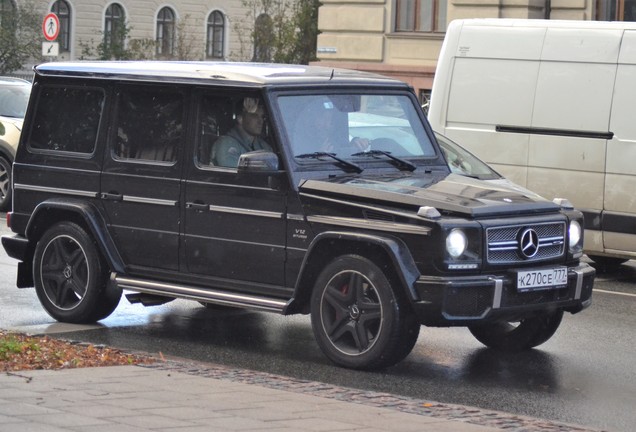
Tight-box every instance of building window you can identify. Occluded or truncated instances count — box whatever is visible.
[156,7,175,57]
[51,0,71,52]
[395,0,447,33]
[253,13,273,62]
[597,0,636,21]
[206,11,224,59]
[104,3,125,50]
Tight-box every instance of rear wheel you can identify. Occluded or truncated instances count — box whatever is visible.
[310,255,420,370]
[468,310,564,352]
[33,222,121,323]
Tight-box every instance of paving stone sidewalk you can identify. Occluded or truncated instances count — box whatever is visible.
[0,361,607,432]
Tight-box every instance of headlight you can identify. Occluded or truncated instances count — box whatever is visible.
[569,220,582,248]
[446,229,467,258]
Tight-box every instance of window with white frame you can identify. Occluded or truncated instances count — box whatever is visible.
[104,3,125,50]
[597,0,636,21]
[395,0,447,33]
[51,0,71,52]
[156,7,175,57]
[206,11,224,59]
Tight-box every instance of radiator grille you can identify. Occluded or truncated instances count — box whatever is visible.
[487,222,565,264]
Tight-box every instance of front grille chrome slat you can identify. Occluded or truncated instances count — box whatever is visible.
[486,222,566,264]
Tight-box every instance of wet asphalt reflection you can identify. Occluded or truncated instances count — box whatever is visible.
[1,220,635,432]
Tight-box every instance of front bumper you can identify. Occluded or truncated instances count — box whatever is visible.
[413,262,595,326]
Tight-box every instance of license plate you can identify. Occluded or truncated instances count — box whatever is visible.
[516,267,568,291]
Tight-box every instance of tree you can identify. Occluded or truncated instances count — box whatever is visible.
[0,0,41,74]
[236,0,319,64]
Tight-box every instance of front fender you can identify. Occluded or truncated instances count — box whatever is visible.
[285,231,421,314]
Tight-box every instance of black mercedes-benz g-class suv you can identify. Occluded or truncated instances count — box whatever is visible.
[2,62,595,370]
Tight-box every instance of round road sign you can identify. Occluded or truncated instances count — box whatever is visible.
[43,13,60,42]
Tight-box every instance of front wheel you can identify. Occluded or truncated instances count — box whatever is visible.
[0,156,12,212]
[468,310,564,352]
[33,222,121,323]
[310,255,420,370]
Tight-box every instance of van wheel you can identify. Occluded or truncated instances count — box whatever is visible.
[0,156,12,212]
[33,222,121,323]
[310,255,420,370]
[588,255,628,270]
[468,310,564,352]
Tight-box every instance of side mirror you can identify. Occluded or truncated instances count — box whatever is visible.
[237,150,280,173]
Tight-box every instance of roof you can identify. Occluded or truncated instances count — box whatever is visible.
[34,61,407,88]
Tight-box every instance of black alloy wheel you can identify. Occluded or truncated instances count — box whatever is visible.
[310,255,420,370]
[33,222,121,323]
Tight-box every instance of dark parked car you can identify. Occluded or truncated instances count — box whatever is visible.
[1,62,595,370]
[0,76,31,212]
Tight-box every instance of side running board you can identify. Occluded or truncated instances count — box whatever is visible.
[112,274,288,313]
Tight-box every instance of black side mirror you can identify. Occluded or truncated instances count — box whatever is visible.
[237,150,280,173]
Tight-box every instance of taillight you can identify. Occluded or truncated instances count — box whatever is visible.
[6,211,11,228]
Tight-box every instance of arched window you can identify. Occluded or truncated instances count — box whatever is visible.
[253,14,273,62]
[104,3,125,50]
[51,0,71,52]
[156,7,175,57]
[206,11,224,59]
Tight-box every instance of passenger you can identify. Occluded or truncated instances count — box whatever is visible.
[213,97,272,167]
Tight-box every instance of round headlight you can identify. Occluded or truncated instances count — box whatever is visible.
[569,221,582,248]
[446,229,467,258]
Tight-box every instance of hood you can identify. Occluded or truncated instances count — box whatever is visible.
[298,172,560,218]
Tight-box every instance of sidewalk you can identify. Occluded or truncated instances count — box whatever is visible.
[0,361,604,432]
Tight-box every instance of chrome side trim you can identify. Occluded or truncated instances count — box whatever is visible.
[14,184,99,198]
[115,275,287,313]
[122,196,178,206]
[300,192,421,221]
[208,204,283,219]
[306,215,431,235]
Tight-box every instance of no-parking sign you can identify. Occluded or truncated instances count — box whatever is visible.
[43,13,60,42]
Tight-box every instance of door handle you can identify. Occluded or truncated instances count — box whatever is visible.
[186,202,209,211]
[101,192,123,201]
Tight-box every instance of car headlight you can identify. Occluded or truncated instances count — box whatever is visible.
[446,229,467,258]
[569,220,582,248]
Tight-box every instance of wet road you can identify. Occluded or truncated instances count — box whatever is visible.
[1,218,635,432]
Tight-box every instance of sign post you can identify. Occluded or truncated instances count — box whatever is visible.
[42,13,60,58]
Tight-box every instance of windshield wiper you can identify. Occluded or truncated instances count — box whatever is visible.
[351,150,416,172]
[295,152,363,174]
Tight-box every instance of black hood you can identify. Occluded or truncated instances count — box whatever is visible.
[298,172,559,218]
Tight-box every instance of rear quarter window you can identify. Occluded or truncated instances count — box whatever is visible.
[27,86,105,154]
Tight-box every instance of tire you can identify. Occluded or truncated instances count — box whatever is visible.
[588,255,628,269]
[33,222,121,323]
[310,254,420,370]
[468,310,564,352]
[0,156,12,212]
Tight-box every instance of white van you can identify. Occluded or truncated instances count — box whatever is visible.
[429,18,636,267]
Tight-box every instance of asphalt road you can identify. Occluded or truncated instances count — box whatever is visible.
[1,217,635,432]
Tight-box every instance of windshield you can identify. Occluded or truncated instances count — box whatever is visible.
[0,82,31,118]
[276,93,436,167]
[435,132,500,180]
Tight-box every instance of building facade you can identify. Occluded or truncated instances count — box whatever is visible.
[314,0,635,105]
[8,0,265,65]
